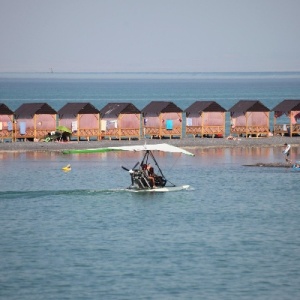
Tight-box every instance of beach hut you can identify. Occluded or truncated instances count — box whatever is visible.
[185,101,226,138]
[272,100,300,137]
[58,102,100,141]
[228,100,270,137]
[99,102,141,140]
[0,103,14,142]
[14,103,57,141]
[141,101,183,139]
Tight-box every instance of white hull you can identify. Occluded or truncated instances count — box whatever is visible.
[126,185,190,193]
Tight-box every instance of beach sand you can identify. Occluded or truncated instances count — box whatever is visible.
[1,136,300,153]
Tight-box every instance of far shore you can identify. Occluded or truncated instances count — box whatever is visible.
[1,136,300,153]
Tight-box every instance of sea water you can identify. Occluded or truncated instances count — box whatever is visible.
[0,73,300,299]
[1,71,300,112]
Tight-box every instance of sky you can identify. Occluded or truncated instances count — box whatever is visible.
[0,0,300,72]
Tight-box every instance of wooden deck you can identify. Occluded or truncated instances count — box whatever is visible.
[274,124,300,136]
[144,127,182,139]
[230,125,269,137]
[186,125,225,138]
[101,128,140,140]
[0,129,14,142]
[72,128,100,141]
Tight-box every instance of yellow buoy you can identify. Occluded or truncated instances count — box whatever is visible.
[62,164,71,171]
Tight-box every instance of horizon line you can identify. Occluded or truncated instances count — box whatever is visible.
[1,70,300,74]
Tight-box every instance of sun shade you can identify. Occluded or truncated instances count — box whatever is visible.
[108,143,195,156]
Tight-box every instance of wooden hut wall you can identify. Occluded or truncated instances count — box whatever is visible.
[144,116,160,127]
[273,111,287,136]
[77,113,99,140]
[119,114,139,128]
[272,100,300,136]
[274,111,300,136]
[231,112,245,127]
[291,111,300,124]
[144,112,182,138]
[231,111,268,126]
[160,112,182,138]
[185,116,199,137]
[59,114,75,129]
[119,114,140,139]
[78,114,99,128]
[161,112,181,125]
[102,118,117,130]
[143,116,160,137]
[15,114,56,140]
[0,114,13,124]
[59,114,100,141]
[190,112,224,126]
[59,115,78,141]
[231,111,269,137]
[0,114,14,141]
[290,111,300,135]
[186,112,225,137]
[35,114,56,129]
[203,112,224,125]
[101,114,140,140]
[34,114,56,138]
[100,117,118,139]
[247,112,268,126]
[14,117,35,140]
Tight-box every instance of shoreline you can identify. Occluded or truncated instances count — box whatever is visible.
[1,136,300,153]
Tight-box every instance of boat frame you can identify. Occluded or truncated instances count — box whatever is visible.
[117,144,194,192]
[127,149,171,191]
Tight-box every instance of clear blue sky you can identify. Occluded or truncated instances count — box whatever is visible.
[0,0,299,72]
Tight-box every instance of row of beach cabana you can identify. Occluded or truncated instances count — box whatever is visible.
[0,100,300,142]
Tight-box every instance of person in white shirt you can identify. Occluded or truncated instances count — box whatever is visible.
[283,143,291,163]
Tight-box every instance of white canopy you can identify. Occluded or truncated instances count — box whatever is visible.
[108,143,195,156]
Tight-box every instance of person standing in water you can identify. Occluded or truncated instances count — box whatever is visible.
[283,143,292,163]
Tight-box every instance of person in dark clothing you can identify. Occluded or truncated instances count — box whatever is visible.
[147,164,157,188]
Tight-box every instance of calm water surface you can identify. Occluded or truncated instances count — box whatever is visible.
[0,148,299,299]
[1,72,300,299]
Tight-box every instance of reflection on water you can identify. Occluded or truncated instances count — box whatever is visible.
[0,145,297,164]
[191,146,287,165]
